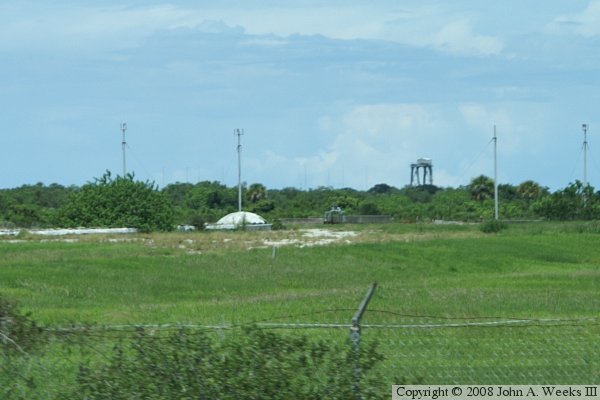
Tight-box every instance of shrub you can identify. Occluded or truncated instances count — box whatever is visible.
[480,219,507,233]
[271,218,285,230]
[188,214,206,230]
[59,171,174,232]
[73,326,386,399]
[0,294,46,399]
[0,294,44,355]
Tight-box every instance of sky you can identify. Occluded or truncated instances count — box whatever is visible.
[2,1,600,191]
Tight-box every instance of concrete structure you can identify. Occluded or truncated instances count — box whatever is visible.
[205,211,272,231]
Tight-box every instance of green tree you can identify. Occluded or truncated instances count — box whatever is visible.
[429,188,477,221]
[533,181,599,220]
[498,183,518,202]
[399,185,439,203]
[162,182,194,207]
[185,181,236,210]
[358,201,381,215]
[367,183,398,194]
[517,180,547,202]
[246,183,268,203]
[0,183,74,227]
[468,175,494,202]
[6,203,45,228]
[59,171,174,232]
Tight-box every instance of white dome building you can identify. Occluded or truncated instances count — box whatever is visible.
[205,211,272,231]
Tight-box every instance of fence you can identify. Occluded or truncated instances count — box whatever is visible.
[2,289,599,398]
[374,319,600,384]
[344,215,393,224]
[279,217,325,225]
[280,215,393,225]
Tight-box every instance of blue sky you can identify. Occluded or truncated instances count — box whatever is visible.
[2,1,600,191]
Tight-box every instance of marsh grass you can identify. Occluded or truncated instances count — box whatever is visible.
[1,221,599,388]
[1,223,598,324]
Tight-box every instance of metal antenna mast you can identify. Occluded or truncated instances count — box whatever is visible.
[235,128,244,212]
[121,122,127,176]
[493,125,499,220]
[582,123,588,188]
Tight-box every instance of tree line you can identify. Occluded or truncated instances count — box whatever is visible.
[0,171,599,231]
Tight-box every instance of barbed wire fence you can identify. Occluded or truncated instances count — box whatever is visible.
[2,284,600,398]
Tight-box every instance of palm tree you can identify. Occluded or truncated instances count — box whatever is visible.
[468,175,494,202]
[246,183,267,203]
[517,180,545,202]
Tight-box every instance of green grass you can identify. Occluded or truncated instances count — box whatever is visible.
[2,224,598,324]
[1,221,599,388]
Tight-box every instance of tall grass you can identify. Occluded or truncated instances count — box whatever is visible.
[0,223,598,325]
[1,222,599,389]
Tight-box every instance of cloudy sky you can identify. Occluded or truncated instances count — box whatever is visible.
[2,1,600,190]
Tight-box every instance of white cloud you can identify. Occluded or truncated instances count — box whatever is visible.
[248,102,545,189]
[271,100,561,189]
[326,104,447,187]
[247,103,453,189]
[0,3,505,58]
[460,104,501,131]
[552,1,600,37]
[459,103,535,156]
[230,5,505,57]
[0,5,245,52]
[432,21,504,56]
[0,1,586,192]
[0,5,175,51]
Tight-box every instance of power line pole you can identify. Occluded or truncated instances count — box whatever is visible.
[235,128,244,212]
[493,125,499,220]
[121,122,127,177]
[582,123,588,188]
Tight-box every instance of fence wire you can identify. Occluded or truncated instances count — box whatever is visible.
[376,321,600,384]
[2,317,599,399]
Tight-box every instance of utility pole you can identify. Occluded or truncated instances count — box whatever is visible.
[121,122,127,177]
[304,164,308,190]
[582,124,588,188]
[235,129,244,212]
[493,125,499,220]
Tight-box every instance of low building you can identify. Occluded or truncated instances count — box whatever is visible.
[205,211,272,231]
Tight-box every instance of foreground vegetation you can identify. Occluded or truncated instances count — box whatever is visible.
[1,222,599,397]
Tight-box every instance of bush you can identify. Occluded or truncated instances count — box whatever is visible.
[480,219,507,233]
[73,326,387,399]
[271,218,285,230]
[59,171,174,232]
[0,294,46,399]
[0,294,44,355]
[358,201,380,215]
[187,214,206,230]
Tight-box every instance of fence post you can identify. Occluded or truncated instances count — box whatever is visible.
[0,317,7,346]
[350,282,377,400]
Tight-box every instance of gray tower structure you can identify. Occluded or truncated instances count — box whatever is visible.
[410,158,433,186]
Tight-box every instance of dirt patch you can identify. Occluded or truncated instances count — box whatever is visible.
[263,228,358,248]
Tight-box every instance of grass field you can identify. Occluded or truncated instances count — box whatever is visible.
[1,221,599,391]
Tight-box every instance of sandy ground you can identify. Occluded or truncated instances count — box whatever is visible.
[263,229,358,248]
[0,227,360,253]
[0,227,137,236]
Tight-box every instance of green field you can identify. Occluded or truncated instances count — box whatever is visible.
[1,222,599,394]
